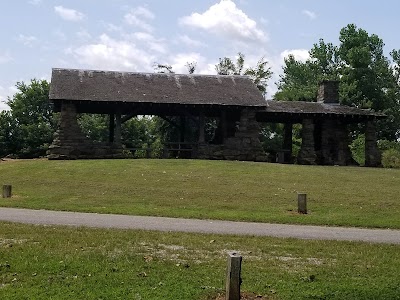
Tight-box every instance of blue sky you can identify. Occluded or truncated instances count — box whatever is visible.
[1,0,399,110]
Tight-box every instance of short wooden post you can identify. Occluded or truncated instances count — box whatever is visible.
[2,185,12,198]
[298,193,307,214]
[226,252,242,300]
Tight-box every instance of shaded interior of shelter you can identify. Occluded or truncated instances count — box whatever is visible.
[48,68,385,167]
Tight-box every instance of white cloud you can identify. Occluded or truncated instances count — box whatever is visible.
[124,6,155,32]
[0,86,18,111]
[280,49,310,62]
[0,52,12,64]
[16,34,38,47]
[69,34,156,72]
[302,9,317,20]
[127,32,167,54]
[177,35,205,48]
[167,52,209,74]
[54,6,86,22]
[179,0,267,43]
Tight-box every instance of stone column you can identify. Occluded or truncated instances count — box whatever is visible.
[298,119,317,165]
[48,102,88,159]
[365,120,381,167]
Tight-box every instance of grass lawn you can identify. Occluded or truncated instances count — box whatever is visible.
[0,159,399,228]
[0,222,399,300]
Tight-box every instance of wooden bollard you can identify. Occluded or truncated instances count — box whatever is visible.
[226,252,242,300]
[298,193,307,214]
[2,185,12,198]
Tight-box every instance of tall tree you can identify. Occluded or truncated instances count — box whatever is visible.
[276,24,400,140]
[1,79,56,157]
[215,53,272,96]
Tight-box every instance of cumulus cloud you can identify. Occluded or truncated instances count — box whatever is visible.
[16,34,38,47]
[69,34,157,72]
[166,52,209,74]
[126,32,167,54]
[302,9,317,20]
[54,6,86,22]
[124,6,155,32]
[280,49,310,62]
[0,85,18,111]
[179,0,267,43]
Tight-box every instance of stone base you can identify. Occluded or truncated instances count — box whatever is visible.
[197,109,268,162]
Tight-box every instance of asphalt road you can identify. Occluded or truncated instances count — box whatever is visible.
[0,207,399,244]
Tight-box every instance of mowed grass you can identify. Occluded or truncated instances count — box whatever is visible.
[0,159,399,228]
[1,222,399,300]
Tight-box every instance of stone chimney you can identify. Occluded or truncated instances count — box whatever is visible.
[317,80,339,104]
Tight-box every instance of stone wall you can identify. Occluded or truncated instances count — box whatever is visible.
[365,121,381,167]
[297,119,317,165]
[48,102,123,159]
[197,109,267,162]
[319,119,355,166]
[298,118,355,166]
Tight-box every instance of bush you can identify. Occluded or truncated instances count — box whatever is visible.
[382,149,400,168]
[350,134,365,166]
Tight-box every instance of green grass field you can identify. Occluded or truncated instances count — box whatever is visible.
[0,159,399,228]
[1,222,399,300]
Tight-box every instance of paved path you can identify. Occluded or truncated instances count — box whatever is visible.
[0,207,399,245]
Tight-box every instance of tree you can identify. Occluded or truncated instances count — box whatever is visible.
[276,24,400,140]
[215,53,272,96]
[1,79,56,157]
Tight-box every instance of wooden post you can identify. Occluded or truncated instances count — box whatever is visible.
[226,252,242,300]
[2,185,12,198]
[109,114,115,143]
[114,112,122,147]
[221,110,227,141]
[298,193,307,214]
[199,112,205,143]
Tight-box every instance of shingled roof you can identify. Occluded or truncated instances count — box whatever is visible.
[49,68,266,107]
[264,100,385,117]
[254,100,386,124]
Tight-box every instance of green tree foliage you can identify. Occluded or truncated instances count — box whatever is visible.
[78,114,109,143]
[276,24,400,140]
[215,52,272,96]
[0,79,56,158]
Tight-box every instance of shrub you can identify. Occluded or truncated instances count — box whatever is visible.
[382,148,400,168]
[350,134,365,166]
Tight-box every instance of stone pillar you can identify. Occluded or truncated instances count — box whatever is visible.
[47,102,88,159]
[198,112,205,143]
[335,122,354,166]
[365,120,381,167]
[298,119,317,165]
